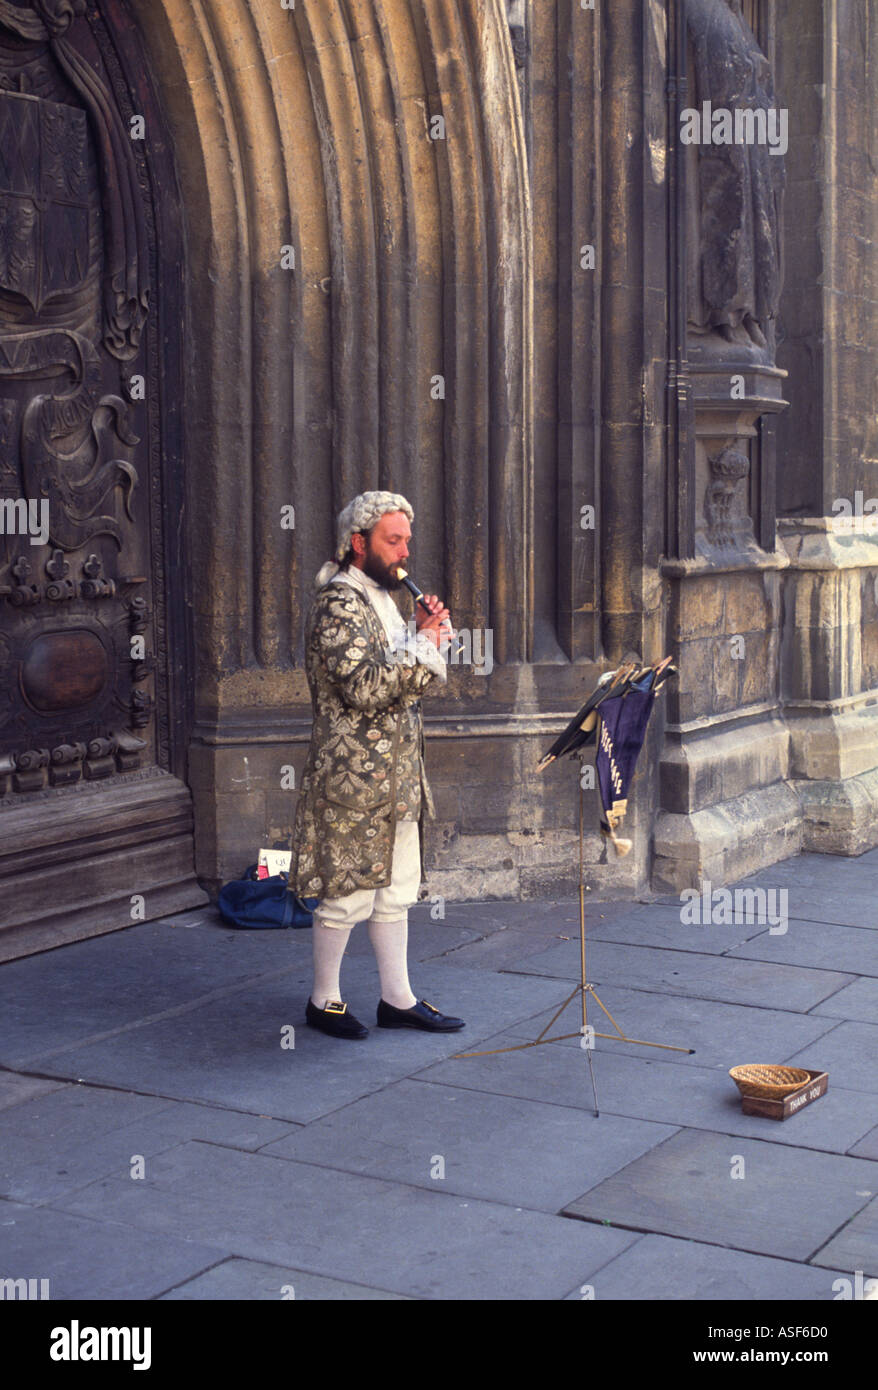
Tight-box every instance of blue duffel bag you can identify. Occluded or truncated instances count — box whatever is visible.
[218,864,318,928]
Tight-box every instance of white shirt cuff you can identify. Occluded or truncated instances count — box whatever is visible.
[385,629,448,682]
[413,632,448,681]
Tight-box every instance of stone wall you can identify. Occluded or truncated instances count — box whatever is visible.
[132,0,878,905]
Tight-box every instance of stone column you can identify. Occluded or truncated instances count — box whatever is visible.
[655,0,878,889]
[772,0,878,855]
[779,522,878,852]
[654,0,798,891]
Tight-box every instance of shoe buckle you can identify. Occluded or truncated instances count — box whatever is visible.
[325,1000,347,1014]
[421,1000,440,1015]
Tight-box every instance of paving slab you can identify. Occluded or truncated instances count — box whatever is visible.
[52,1140,639,1300]
[338,916,486,962]
[412,901,531,934]
[812,977,878,1023]
[158,1257,410,1300]
[809,1196,878,1279]
[25,962,570,1124]
[684,850,878,930]
[0,1084,297,1205]
[0,1197,224,1301]
[416,1034,878,1153]
[529,901,771,954]
[260,1077,678,1211]
[0,1085,170,1205]
[0,918,310,1067]
[105,1098,300,1151]
[560,1233,849,1300]
[0,1069,68,1111]
[505,939,854,1011]
[411,896,633,936]
[155,905,233,929]
[0,1083,169,1138]
[785,1021,878,1094]
[727,921,878,976]
[499,985,839,1070]
[849,1126,878,1159]
[420,901,653,971]
[561,1129,878,1262]
[423,926,583,972]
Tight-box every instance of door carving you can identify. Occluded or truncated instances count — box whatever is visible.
[0,1,185,802]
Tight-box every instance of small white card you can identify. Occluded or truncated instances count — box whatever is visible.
[257,848,291,879]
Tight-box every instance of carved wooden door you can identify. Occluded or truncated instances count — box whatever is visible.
[0,1,196,947]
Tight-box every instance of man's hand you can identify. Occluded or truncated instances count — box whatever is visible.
[415,594,455,650]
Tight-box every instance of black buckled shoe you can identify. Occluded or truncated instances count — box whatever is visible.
[306,998,369,1039]
[376,998,465,1032]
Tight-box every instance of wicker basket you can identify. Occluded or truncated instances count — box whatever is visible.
[729,1064,811,1100]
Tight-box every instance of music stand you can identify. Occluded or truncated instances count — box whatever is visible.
[452,658,694,1116]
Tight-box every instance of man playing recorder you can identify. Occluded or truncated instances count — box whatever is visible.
[288,491,465,1040]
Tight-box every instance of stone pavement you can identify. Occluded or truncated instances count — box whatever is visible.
[1,850,877,1301]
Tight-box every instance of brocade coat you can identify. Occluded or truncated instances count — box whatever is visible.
[287,575,447,900]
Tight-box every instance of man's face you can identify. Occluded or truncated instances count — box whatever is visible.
[353,510,411,589]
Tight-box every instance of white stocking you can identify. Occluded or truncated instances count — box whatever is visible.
[310,920,353,1008]
[368,917,417,1009]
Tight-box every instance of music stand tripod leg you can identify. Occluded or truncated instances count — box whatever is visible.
[580,781,599,1117]
[584,1039,599,1117]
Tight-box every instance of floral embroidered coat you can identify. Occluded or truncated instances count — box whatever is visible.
[287,578,446,900]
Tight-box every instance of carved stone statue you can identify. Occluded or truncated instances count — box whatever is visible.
[685,0,785,360]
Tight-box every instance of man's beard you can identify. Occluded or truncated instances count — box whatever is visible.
[362,544,403,590]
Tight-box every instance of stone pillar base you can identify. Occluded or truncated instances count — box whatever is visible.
[652,782,803,894]
[778,519,878,859]
[790,766,878,856]
[652,714,878,892]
